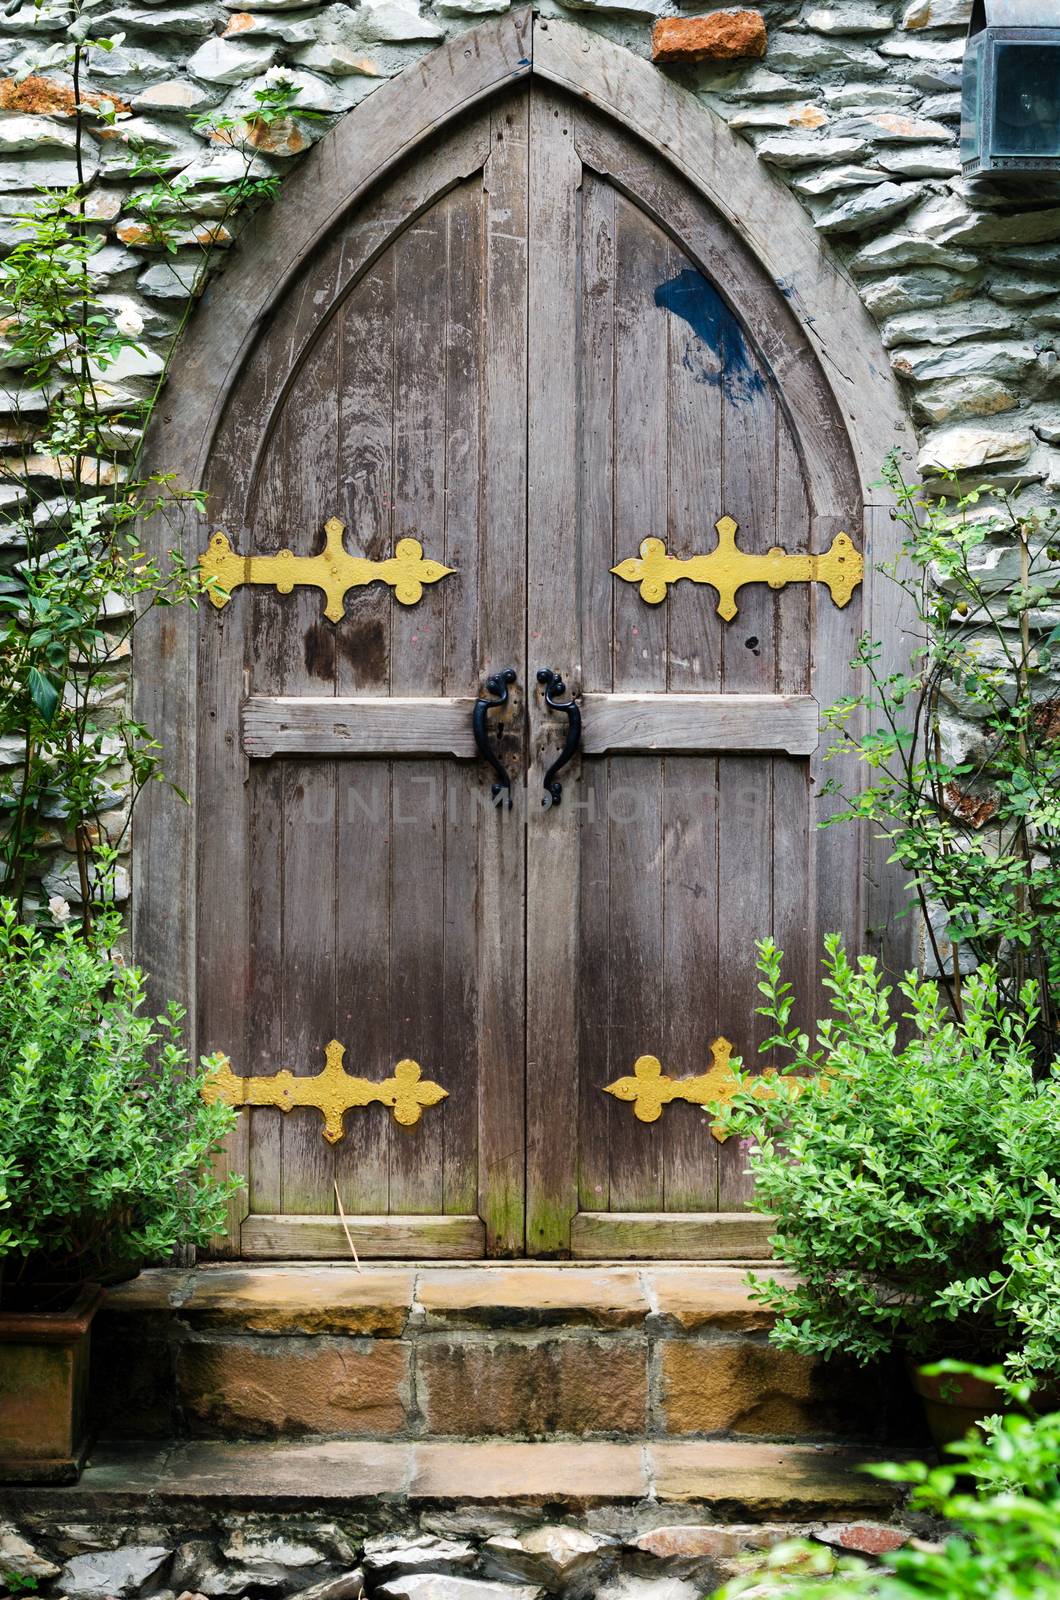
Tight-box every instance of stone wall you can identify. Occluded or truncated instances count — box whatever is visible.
[0,1509,920,1600]
[0,0,1057,916]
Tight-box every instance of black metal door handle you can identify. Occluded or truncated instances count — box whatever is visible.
[473,668,517,808]
[537,668,582,808]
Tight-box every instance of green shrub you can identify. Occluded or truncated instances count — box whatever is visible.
[0,899,240,1310]
[822,458,1060,1061]
[716,936,1060,1386]
[714,1402,1060,1598]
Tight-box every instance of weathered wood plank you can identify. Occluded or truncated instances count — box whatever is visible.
[130,504,198,1030]
[570,1212,774,1260]
[660,757,720,1212]
[578,168,616,700]
[333,231,396,1220]
[713,799,773,1218]
[260,297,341,1220]
[242,339,309,1222]
[334,763,392,1215]
[476,89,529,1255]
[241,1213,485,1259]
[769,424,815,1144]
[581,695,819,756]
[194,329,284,1253]
[611,194,670,699]
[276,755,338,1219]
[659,208,722,1215]
[574,167,616,1224]
[242,696,478,758]
[525,86,582,1255]
[605,753,665,1215]
[440,179,487,1219]
[577,760,613,1218]
[601,194,672,1220]
[195,578,251,1254]
[246,761,284,1216]
[282,267,344,1214]
[386,188,451,1221]
[716,287,778,1213]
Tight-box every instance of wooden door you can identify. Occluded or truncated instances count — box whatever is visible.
[194,77,863,1259]
[524,93,862,1258]
[199,91,530,1258]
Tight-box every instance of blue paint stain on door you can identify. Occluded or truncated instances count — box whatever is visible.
[654,268,765,404]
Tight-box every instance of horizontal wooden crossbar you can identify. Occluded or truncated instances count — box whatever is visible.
[580,694,819,756]
[571,1212,774,1259]
[241,1211,769,1260]
[243,696,479,758]
[243,693,819,760]
[240,1213,486,1259]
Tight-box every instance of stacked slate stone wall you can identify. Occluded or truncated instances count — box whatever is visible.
[1,1508,923,1600]
[0,0,1056,916]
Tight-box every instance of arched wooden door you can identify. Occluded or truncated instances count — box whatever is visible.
[136,15,913,1260]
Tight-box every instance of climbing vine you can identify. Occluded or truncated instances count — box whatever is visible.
[0,5,307,927]
[823,454,1060,1060]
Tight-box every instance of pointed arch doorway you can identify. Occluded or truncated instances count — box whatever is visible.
[134,10,913,1260]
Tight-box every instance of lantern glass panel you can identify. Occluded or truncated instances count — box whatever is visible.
[960,38,980,164]
[992,42,1060,157]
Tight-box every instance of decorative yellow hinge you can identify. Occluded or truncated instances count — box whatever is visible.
[199,516,454,624]
[202,1039,447,1144]
[611,515,862,621]
[603,1037,788,1144]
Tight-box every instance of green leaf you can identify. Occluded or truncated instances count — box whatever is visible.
[27,666,59,725]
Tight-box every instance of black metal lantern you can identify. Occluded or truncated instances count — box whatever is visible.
[961,0,1060,179]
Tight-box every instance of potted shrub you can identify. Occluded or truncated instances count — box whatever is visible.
[0,899,239,1482]
[715,936,1060,1448]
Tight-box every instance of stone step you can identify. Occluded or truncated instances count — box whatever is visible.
[5,1437,906,1522]
[94,1265,918,1448]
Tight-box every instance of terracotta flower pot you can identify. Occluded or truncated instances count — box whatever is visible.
[0,1283,102,1484]
[908,1361,1007,1452]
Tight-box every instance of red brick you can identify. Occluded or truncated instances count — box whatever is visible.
[0,74,131,115]
[814,1523,910,1556]
[652,11,767,65]
[633,1525,788,1560]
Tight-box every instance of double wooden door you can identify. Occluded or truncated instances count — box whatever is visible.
[198,81,864,1259]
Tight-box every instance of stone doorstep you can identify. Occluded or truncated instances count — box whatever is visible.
[94,1264,915,1448]
[0,1439,905,1522]
[101,1264,796,1336]
[103,1329,899,1446]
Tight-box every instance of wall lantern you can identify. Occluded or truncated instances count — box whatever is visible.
[961,0,1060,181]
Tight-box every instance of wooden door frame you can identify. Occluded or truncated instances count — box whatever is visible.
[133,8,915,1256]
